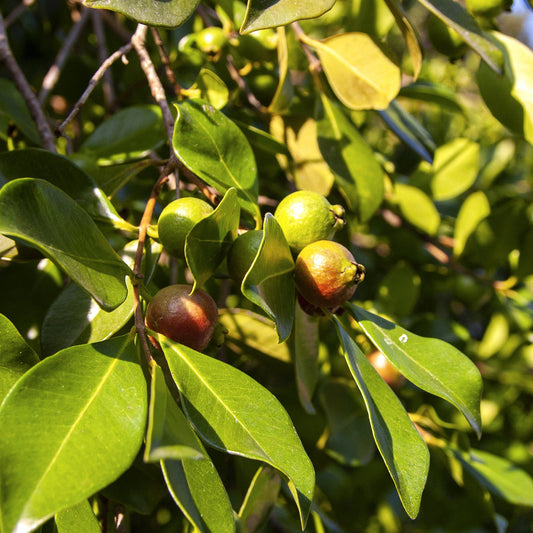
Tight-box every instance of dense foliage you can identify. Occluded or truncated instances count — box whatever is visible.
[1,0,533,532]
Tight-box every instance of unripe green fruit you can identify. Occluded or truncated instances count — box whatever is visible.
[427,14,468,59]
[274,190,346,254]
[466,0,512,18]
[294,240,366,309]
[157,197,213,258]
[196,27,228,58]
[145,284,218,352]
[227,230,264,284]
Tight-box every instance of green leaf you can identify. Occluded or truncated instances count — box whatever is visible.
[318,379,375,467]
[0,148,121,224]
[307,33,401,110]
[476,31,533,145]
[453,191,491,257]
[186,188,240,292]
[399,81,464,114]
[293,303,319,415]
[0,335,147,533]
[517,226,533,279]
[333,318,429,518]
[268,27,294,115]
[347,305,483,437]
[0,179,131,311]
[415,0,504,74]
[477,312,509,360]
[162,445,235,533]
[242,213,295,343]
[161,339,315,529]
[377,261,420,318]
[80,105,166,165]
[82,0,199,27]
[183,68,229,110]
[173,100,260,226]
[55,500,101,533]
[394,182,440,235]
[238,466,281,533]
[317,95,384,221]
[241,0,335,33]
[0,79,40,145]
[448,446,533,507]
[144,364,204,462]
[431,138,480,200]
[0,314,40,403]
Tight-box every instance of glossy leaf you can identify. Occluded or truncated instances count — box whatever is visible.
[80,105,165,165]
[268,27,294,114]
[318,379,375,467]
[162,447,235,533]
[394,182,440,235]
[182,68,229,110]
[173,100,260,226]
[241,0,335,33]
[55,500,100,533]
[448,445,533,507]
[334,317,429,518]
[317,95,384,221]
[454,191,491,257]
[238,466,281,533]
[0,179,131,311]
[293,303,319,414]
[161,339,315,529]
[0,314,39,403]
[431,138,480,200]
[83,0,199,27]
[144,364,204,462]
[0,148,121,223]
[0,335,147,533]
[416,0,504,74]
[186,188,240,292]
[307,33,401,110]
[0,79,40,145]
[347,305,483,437]
[476,31,533,145]
[242,213,295,343]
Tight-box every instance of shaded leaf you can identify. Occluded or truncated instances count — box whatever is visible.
[83,0,199,27]
[333,317,429,518]
[347,305,483,437]
[161,339,315,529]
[0,179,131,311]
[454,191,491,257]
[376,262,420,318]
[306,33,401,110]
[55,500,100,533]
[80,105,165,165]
[186,188,240,292]
[0,335,147,533]
[416,0,504,74]
[0,314,40,403]
[144,364,204,462]
[241,0,335,33]
[394,182,440,235]
[400,81,464,114]
[317,95,384,220]
[238,466,281,533]
[242,213,295,343]
[173,99,260,226]
[431,138,480,200]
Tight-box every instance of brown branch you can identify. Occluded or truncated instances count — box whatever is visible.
[4,0,35,28]
[90,9,115,112]
[0,12,56,151]
[151,27,182,97]
[226,54,266,114]
[39,7,91,105]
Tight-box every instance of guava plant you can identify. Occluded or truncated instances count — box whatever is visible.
[1,0,533,532]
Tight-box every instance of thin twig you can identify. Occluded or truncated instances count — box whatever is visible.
[99,10,132,42]
[91,9,115,112]
[226,54,266,114]
[290,22,322,74]
[39,7,91,105]
[4,0,35,28]
[56,40,133,136]
[151,27,182,97]
[0,12,56,151]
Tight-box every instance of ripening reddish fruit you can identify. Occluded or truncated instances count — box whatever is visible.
[294,240,366,309]
[366,350,406,389]
[145,284,218,352]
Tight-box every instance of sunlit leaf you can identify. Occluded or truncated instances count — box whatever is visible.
[347,305,483,437]
[394,182,440,235]
[83,0,199,27]
[454,191,491,257]
[161,339,315,529]
[0,335,147,533]
[182,68,229,110]
[242,213,295,342]
[268,27,294,114]
[333,317,429,518]
[0,179,131,311]
[55,500,100,533]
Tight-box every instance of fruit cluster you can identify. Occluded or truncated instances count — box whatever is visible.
[146,190,366,351]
